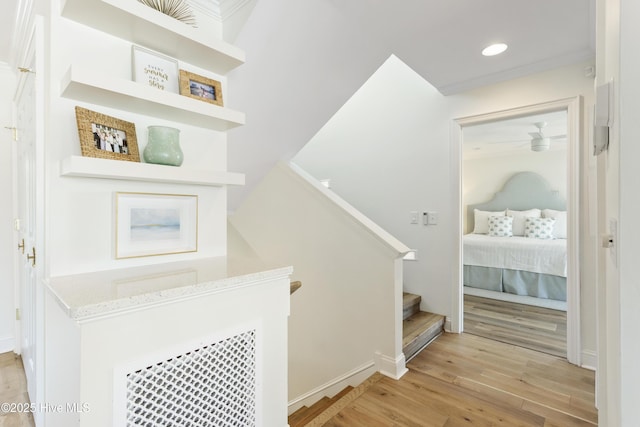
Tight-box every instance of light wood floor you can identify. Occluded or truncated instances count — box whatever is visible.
[323,332,596,426]
[0,352,35,427]
[2,333,595,427]
[464,294,567,358]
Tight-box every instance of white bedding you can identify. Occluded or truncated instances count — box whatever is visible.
[463,234,567,277]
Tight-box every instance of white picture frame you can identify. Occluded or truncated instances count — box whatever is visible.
[131,45,180,93]
[115,192,198,259]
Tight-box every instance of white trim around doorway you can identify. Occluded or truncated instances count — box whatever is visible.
[450,96,582,366]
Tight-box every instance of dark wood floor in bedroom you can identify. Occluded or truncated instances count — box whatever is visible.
[464,295,567,358]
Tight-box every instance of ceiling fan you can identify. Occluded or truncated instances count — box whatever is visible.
[528,121,566,152]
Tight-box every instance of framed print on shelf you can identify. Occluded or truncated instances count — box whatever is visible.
[75,106,140,162]
[179,70,224,106]
[132,45,180,93]
[115,192,198,259]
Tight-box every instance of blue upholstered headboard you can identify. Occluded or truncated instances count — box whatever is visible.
[466,171,566,232]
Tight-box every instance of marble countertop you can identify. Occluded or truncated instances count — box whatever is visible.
[47,256,293,322]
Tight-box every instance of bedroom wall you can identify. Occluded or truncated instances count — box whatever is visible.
[0,64,16,352]
[293,57,597,364]
[463,149,567,234]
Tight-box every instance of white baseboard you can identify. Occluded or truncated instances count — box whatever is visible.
[444,316,453,333]
[287,361,377,415]
[0,336,14,354]
[374,351,408,380]
[581,349,597,371]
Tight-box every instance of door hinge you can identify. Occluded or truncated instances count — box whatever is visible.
[16,308,20,321]
[4,126,17,141]
[18,67,34,74]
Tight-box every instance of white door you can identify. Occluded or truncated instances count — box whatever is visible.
[15,63,37,400]
[13,17,44,415]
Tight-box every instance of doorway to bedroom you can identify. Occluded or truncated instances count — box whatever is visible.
[453,98,581,363]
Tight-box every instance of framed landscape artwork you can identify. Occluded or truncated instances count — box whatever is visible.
[115,192,198,259]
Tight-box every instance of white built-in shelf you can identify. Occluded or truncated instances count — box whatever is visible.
[60,156,245,187]
[60,0,245,74]
[61,66,245,131]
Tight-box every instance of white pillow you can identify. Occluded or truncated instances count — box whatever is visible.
[542,209,567,239]
[507,209,541,236]
[524,217,556,240]
[488,215,513,237]
[473,209,505,234]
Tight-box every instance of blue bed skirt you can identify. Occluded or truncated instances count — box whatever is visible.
[463,265,566,302]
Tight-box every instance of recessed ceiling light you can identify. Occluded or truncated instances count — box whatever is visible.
[482,43,508,56]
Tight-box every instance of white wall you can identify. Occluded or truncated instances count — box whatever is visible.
[0,64,16,352]
[43,5,231,276]
[230,163,405,411]
[463,149,567,233]
[293,57,597,359]
[597,0,640,424]
[617,0,640,421]
[293,55,454,317]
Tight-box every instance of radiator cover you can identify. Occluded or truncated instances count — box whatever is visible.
[125,329,257,426]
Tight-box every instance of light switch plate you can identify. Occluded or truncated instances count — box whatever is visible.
[427,212,438,225]
[410,211,418,224]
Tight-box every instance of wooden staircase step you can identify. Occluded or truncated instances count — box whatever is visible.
[288,397,331,426]
[402,292,421,320]
[403,311,445,360]
[288,406,310,426]
[330,385,354,401]
[288,386,354,427]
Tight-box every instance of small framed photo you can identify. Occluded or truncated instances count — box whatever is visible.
[132,45,180,93]
[115,192,198,259]
[179,70,224,106]
[75,106,140,162]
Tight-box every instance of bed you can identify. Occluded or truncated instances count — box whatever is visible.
[463,172,567,308]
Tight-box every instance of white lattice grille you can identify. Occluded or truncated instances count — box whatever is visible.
[126,330,257,426]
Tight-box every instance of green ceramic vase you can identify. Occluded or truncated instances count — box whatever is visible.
[143,126,183,166]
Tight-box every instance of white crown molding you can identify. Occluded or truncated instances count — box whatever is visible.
[190,0,221,21]
[438,48,596,96]
[220,0,254,20]
[9,0,34,68]
[189,0,252,22]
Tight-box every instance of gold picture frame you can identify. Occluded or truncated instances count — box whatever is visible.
[115,192,198,259]
[179,70,223,106]
[74,106,140,162]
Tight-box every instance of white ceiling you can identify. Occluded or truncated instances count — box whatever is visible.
[1,0,595,94]
[463,110,568,159]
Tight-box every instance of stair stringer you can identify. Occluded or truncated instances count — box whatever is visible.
[286,360,377,415]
